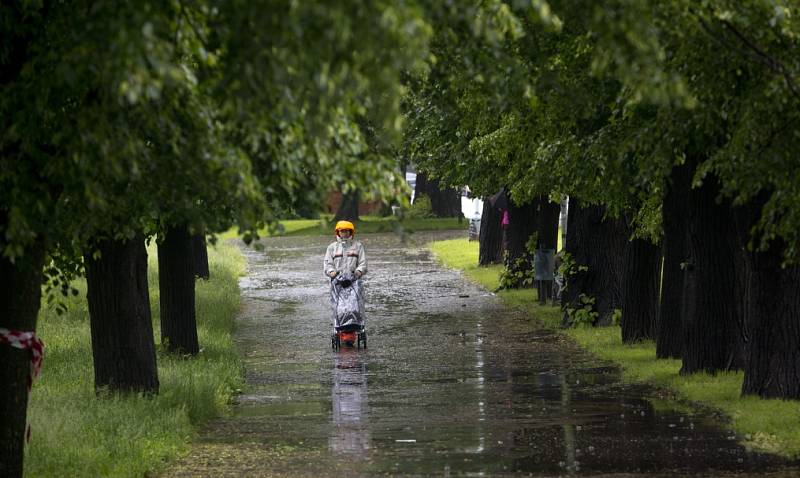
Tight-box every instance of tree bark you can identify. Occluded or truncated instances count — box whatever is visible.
[414,172,461,217]
[561,200,627,326]
[621,237,662,343]
[734,196,800,398]
[0,238,45,478]
[191,233,210,280]
[158,225,200,355]
[334,190,360,222]
[680,175,745,374]
[478,199,503,266]
[84,234,159,393]
[657,164,691,358]
[536,196,561,304]
[504,196,538,287]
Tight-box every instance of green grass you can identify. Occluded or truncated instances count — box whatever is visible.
[429,237,800,459]
[220,215,467,240]
[25,242,246,477]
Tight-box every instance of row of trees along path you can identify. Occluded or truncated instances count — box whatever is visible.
[402,1,800,406]
[0,1,452,475]
[4,2,800,476]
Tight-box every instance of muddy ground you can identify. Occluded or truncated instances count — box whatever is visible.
[165,231,798,477]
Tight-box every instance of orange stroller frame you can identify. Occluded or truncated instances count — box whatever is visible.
[331,324,367,350]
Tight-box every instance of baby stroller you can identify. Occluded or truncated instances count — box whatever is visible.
[330,272,367,350]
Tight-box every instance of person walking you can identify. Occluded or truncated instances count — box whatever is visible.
[324,221,367,279]
[325,221,368,346]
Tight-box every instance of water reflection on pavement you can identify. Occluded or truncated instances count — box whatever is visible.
[331,348,370,455]
[165,231,800,478]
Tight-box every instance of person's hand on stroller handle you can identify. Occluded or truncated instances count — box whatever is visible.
[329,270,362,279]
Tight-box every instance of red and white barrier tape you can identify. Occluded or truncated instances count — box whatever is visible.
[0,327,44,390]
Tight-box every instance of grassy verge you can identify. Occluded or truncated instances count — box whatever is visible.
[25,242,245,477]
[219,215,467,240]
[429,238,800,459]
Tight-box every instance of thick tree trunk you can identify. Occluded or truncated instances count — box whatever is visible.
[561,200,627,326]
[735,196,800,398]
[504,197,538,287]
[680,176,744,374]
[657,164,691,358]
[334,190,360,222]
[621,237,662,343]
[0,239,45,478]
[414,172,461,217]
[158,225,200,355]
[478,199,503,266]
[536,196,561,304]
[85,234,159,393]
[191,233,210,280]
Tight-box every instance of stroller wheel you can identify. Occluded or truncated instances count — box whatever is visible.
[358,331,367,349]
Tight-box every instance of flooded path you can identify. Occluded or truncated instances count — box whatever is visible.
[167,231,797,477]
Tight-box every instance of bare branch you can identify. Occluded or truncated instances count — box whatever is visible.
[719,19,800,102]
[691,8,800,102]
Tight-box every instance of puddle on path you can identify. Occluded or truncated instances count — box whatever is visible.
[165,231,799,477]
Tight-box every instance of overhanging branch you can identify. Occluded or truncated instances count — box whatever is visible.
[691,8,800,103]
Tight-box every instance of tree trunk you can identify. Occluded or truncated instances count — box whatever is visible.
[158,225,200,355]
[191,233,209,280]
[561,200,627,326]
[621,237,662,343]
[657,164,691,358]
[478,199,503,266]
[334,190,360,222]
[504,196,538,287]
[414,172,461,217]
[0,239,45,478]
[536,196,561,304]
[680,175,744,375]
[735,196,800,398]
[84,234,159,393]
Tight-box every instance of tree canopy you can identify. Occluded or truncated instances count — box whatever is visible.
[403,0,800,255]
[1,0,436,271]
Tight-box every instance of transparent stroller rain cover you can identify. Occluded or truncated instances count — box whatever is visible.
[330,272,365,330]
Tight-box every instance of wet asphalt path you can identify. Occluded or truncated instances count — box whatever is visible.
[166,231,798,477]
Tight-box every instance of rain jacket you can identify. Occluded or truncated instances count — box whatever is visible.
[324,237,367,277]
